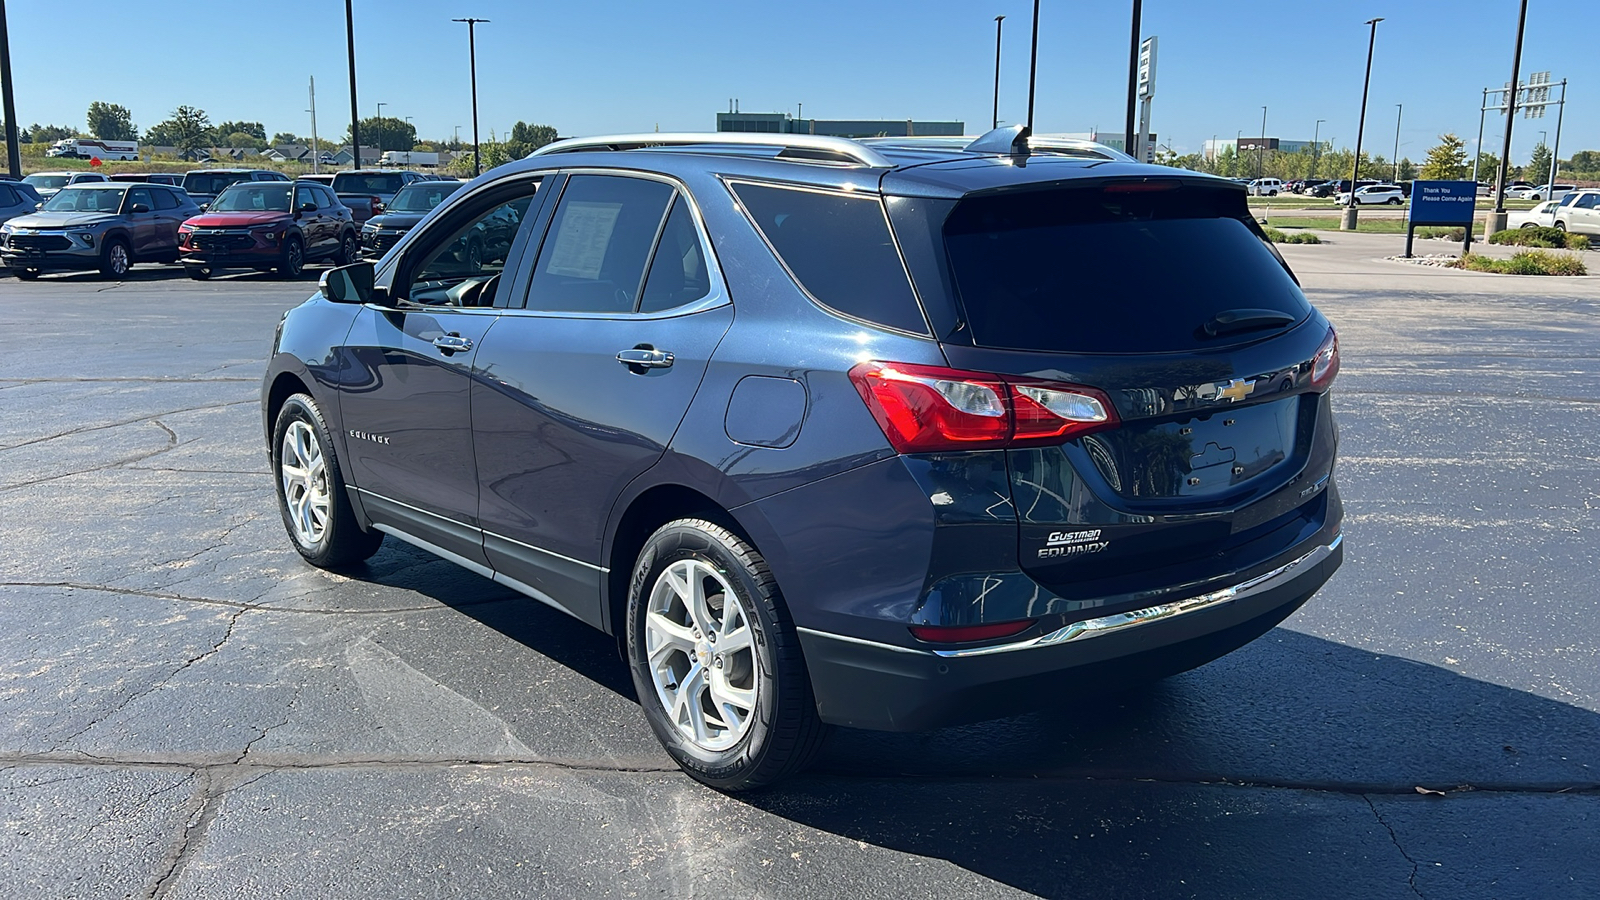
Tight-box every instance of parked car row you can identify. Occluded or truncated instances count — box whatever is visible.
[2,168,460,280]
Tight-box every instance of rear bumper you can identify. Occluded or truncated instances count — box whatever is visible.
[797,534,1341,731]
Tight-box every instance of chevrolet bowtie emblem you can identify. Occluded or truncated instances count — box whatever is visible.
[1217,378,1256,402]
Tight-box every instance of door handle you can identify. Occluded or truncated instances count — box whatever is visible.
[433,333,473,354]
[616,348,674,370]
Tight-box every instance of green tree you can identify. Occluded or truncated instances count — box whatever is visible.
[214,120,266,141]
[144,106,213,153]
[1526,142,1554,185]
[1472,151,1501,184]
[1397,157,1418,181]
[224,131,267,151]
[345,117,416,152]
[1565,150,1600,174]
[503,121,558,158]
[1419,133,1469,181]
[86,102,138,141]
[26,123,78,143]
[271,132,301,146]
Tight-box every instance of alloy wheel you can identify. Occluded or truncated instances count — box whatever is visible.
[644,558,760,752]
[108,243,129,277]
[279,420,331,547]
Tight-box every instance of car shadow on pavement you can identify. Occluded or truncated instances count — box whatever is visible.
[740,630,1600,898]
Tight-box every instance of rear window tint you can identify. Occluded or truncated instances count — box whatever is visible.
[333,172,405,195]
[733,182,927,335]
[943,185,1309,353]
[183,172,249,195]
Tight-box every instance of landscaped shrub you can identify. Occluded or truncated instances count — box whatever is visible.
[1416,227,1466,241]
[1488,227,1589,250]
[1261,227,1322,244]
[1454,250,1587,276]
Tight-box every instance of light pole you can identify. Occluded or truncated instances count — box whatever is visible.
[0,0,21,179]
[1341,17,1383,231]
[1311,118,1325,180]
[992,14,1005,130]
[1124,0,1143,155]
[453,17,489,177]
[1472,87,1490,186]
[307,76,320,175]
[345,0,361,170]
[1488,0,1530,234]
[1258,106,1267,178]
[1025,0,1040,133]
[1392,103,1402,182]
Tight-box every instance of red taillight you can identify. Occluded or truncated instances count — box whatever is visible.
[849,361,1118,454]
[910,619,1037,644]
[1311,327,1339,388]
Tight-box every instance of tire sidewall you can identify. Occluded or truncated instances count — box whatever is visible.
[626,522,780,783]
[271,394,344,566]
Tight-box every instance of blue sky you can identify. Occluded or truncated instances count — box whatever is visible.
[5,0,1595,163]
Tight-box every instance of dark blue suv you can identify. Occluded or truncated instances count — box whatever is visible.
[262,128,1344,790]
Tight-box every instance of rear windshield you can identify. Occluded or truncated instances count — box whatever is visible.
[183,172,251,195]
[211,184,292,212]
[24,174,70,189]
[387,182,459,212]
[333,172,405,195]
[942,184,1309,353]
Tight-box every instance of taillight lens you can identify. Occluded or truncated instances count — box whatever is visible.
[1311,327,1339,388]
[849,361,1118,453]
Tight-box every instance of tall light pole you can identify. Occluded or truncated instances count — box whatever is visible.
[1392,103,1402,182]
[1025,0,1040,133]
[1311,118,1325,180]
[992,15,1005,130]
[1341,17,1383,231]
[1472,88,1490,186]
[1258,106,1267,178]
[453,17,489,177]
[1488,0,1529,234]
[1124,0,1143,155]
[345,0,361,170]
[0,0,21,179]
[307,76,320,174]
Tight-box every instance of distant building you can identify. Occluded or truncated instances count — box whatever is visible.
[716,111,963,139]
[1205,137,1330,160]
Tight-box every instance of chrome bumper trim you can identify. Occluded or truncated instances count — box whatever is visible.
[932,534,1342,658]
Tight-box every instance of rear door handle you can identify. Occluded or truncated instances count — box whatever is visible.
[433,333,473,354]
[616,348,674,370]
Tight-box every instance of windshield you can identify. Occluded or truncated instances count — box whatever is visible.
[24,174,71,189]
[943,184,1310,353]
[332,172,405,195]
[41,187,128,213]
[183,172,251,195]
[386,183,457,212]
[210,184,292,212]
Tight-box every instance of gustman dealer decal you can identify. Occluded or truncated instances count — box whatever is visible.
[1039,528,1110,559]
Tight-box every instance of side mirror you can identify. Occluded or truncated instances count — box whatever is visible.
[319,262,377,305]
[129,203,150,214]
[34,201,43,210]
[299,202,318,213]
[198,202,209,212]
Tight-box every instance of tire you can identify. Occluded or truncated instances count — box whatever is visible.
[14,268,39,280]
[1268,190,1278,197]
[1389,197,1403,206]
[184,265,212,280]
[277,237,305,279]
[335,232,358,266]
[271,393,383,568]
[1521,222,1537,230]
[626,518,827,791]
[1556,221,1567,232]
[98,238,131,279]
[466,238,484,272]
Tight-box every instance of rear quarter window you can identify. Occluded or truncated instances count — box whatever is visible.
[942,183,1310,353]
[732,182,928,335]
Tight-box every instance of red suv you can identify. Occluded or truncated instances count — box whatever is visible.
[178,180,358,279]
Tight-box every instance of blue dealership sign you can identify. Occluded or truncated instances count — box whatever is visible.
[1410,180,1478,227]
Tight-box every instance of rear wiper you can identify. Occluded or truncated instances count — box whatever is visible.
[1199,308,1298,339]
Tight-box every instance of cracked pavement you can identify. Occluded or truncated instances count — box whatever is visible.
[2,244,1598,898]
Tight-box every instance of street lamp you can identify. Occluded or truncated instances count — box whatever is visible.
[1258,106,1267,178]
[992,14,1005,130]
[1125,0,1143,155]
[1341,17,1383,231]
[453,17,490,177]
[1489,0,1530,233]
[1,0,21,179]
[344,0,361,170]
[1025,0,1040,132]
[1392,103,1402,183]
[1311,118,1325,180]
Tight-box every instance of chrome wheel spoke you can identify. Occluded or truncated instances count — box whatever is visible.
[645,612,696,665]
[707,670,755,728]
[646,556,761,752]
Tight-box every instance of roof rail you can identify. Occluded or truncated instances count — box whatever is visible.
[861,127,1137,163]
[528,132,894,168]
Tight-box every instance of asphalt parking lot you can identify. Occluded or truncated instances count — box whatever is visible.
[2,239,1597,899]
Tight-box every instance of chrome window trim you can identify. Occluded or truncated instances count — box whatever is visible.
[506,166,731,321]
[798,535,1342,660]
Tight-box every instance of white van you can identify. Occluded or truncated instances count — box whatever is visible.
[46,139,140,161]
[1249,178,1284,196]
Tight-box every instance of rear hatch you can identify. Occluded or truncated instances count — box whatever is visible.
[885,167,1340,601]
